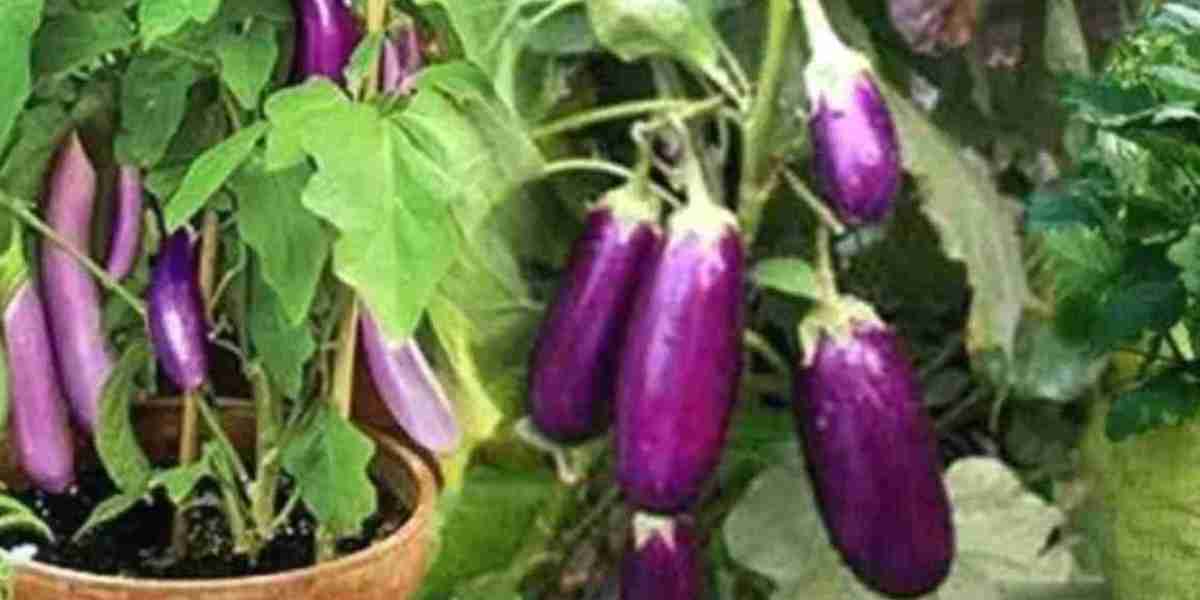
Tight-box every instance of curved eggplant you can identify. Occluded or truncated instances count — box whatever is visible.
[106,165,143,280]
[796,316,953,597]
[41,132,113,432]
[620,512,701,600]
[360,307,460,454]
[529,189,661,443]
[380,25,422,96]
[6,282,76,493]
[148,230,209,392]
[615,201,743,513]
[292,0,361,83]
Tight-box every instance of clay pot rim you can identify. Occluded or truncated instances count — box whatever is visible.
[15,399,438,591]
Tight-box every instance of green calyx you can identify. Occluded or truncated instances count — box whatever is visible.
[601,182,661,228]
[797,294,882,366]
[669,199,738,243]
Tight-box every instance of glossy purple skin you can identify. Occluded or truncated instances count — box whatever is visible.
[529,206,661,443]
[106,165,143,280]
[620,516,701,600]
[292,0,361,83]
[148,231,209,392]
[809,74,901,226]
[796,322,954,597]
[5,283,76,493]
[615,207,743,513]
[380,27,422,95]
[41,132,113,432]
[360,308,461,454]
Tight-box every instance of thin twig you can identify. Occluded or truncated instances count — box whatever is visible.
[781,167,846,236]
[538,159,682,207]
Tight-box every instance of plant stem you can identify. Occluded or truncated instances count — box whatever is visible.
[0,198,145,317]
[532,96,724,140]
[170,388,202,557]
[198,210,220,320]
[743,330,791,375]
[737,0,795,245]
[249,364,282,540]
[538,159,681,207]
[196,397,253,484]
[364,0,388,95]
[814,225,839,302]
[329,295,359,419]
[781,167,845,235]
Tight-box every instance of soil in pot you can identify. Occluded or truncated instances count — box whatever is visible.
[0,465,409,579]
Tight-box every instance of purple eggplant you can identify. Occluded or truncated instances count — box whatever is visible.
[621,512,701,600]
[529,190,661,443]
[801,0,902,226]
[41,132,113,432]
[379,25,422,96]
[5,282,76,493]
[359,307,460,454]
[615,202,743,513]
[796,315,953,597]
[148,230,209,392]
[106,165,143,280]
[292,0,361,84]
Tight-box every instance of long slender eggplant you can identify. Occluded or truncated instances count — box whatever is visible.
[796,307,953,597]
[800,0,901,225]
[147,231,208,392]
[5,282,76,493]
[615,201,743,513]
[529,188,661,443]
[292,0,361,84]
[360,308,460,454]
[41,132,113,432]
[379,25,422,96]
[621,512,701,600]
[106,165,143,280]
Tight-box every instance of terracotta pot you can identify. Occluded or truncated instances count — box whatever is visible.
[7,399,437,600]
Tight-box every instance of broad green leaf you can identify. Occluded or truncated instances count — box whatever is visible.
[72,491,144,541]
[164,120,269,230]
[881,84,1031,361]
[1007,314,1106,403]
[95,341,153,493]
[1169,226,1200,293]
[138,0,223,45]
[0,494,51,542]
[1106,371,1199,441]
[1060,78,1158,127]
[726,456,1099,599]
[248,276,317,399]
[0,0,43,150]
[281,404,376,538]
[215,21,279,110]
[751,257,820,301]
[149,448,214,504]
[0,103,71,200]
[587,0,722,73]
[115,51,200,167]
[33,8,135,77]
[231,158,330,324]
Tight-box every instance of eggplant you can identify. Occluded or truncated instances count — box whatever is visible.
[106,165,143,280]
[148,230,209,392]
[292,0,361,84]
[41,132,113,432]
[529,189,661,443]
[5,282,76,493]
[621,512,701,600]
[615,201,743,513]
[380,25,422,96]
[800,0,901,225]
[796,313,953,597]
[359,307,460,454]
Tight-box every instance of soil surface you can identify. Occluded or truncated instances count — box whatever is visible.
[0,465,406,579]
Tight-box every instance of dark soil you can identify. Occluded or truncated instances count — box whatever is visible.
[0,465,406,579]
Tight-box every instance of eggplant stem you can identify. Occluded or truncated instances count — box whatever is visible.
[743,330,790,375]
[363,0,388,95]
[198,211,220,320]
[0,197,146,317]
[781,167,846,236]
[170,389,202,558]
[538,159,681,208]
[329,296,359,419]
[532,96,723,140]
[814,225,839,302]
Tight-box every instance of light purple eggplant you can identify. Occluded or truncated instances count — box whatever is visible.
[620,513,701,600]
[5,282,76,493]
[796,317,953,597]
[41,132,113,432]
[106,165,143,280]
[292,0,361,84]
[615,202,743,514]
[359,308,460,454]
[147,231,209,393]
[529,192,661,443]
[379,25,422,96]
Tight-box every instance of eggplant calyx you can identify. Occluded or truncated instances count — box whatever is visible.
[631,511,679,551]
[797,294,882,366]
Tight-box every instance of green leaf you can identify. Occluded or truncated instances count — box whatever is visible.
[164,120,269,230]
[248,276,316,398]
[0,0,43,150]
[72,492,143,542]
[138,0,223,45]
[149,452,213,504]
[281,404,376,538]
[587,0,722,73]
[115,51,200,167]
[32,8,135,77]
[1042,227,1122,300]
[215,21,279,110]
[1106,371,1199,441]
[1169,226,1200,293]
[1060,77,1158,127]
[1007,314,1106,403]
[0,103,71,201]
[231,158,330,324]
[1024,186,1103,232]
[750,258,820,301]
[95,341,153,493]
